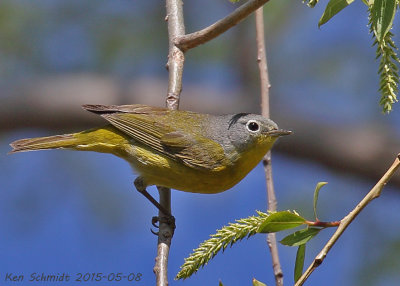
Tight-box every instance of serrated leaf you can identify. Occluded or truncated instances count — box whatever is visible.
[313,182,328,220]
[371,0,397,41]
[280,228,321,246]
[253,278,267,286]
[319,0,355,27]
[257,211,306,233]
[294,244,306,282]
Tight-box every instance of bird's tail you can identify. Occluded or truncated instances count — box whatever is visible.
[9,126,130,156]
[9,133,79,154]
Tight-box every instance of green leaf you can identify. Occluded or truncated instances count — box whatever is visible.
[219,280,224,286]
[253,278,267,286]
[313,182,328,220]
[319,0,355,27]
[258,211,306,233]
[370,0,397,41]
[372,29,400,112]
[280,228,321,246]
[294,244,306,282]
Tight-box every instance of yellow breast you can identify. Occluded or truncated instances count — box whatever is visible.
[125,138,276,194]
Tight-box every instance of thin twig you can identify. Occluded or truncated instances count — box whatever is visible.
[175,0,271,51]
[295,154,400,286]
[305,220,340,227]
[154,0,185,285]
[255,7,283,286]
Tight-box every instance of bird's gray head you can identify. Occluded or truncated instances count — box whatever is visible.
[223,113,291,152]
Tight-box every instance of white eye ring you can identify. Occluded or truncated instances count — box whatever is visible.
[246,120,260,133]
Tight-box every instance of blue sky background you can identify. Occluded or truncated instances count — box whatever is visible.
[1,0,400,285]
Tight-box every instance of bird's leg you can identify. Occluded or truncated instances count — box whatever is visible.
[134,177,174,220]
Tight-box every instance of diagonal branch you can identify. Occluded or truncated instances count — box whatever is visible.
[175,0,271,51]
[295,154,400,286]
[255,7,283,286]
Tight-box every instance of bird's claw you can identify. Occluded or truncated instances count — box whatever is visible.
[150,215,176,235]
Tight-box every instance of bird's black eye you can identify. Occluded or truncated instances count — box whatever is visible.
[246,120,260,132]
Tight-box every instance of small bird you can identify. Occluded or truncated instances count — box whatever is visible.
[10,104,291,214]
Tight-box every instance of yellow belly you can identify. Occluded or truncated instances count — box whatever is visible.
[125,143,270,194]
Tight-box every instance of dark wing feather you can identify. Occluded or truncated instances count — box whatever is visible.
[82,104,168,115]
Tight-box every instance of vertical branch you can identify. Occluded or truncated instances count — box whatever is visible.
[256,10,271,120]
[155,186,173,286]
[255,7,284,286]
[154,1,185,286]
[165,0,185,110]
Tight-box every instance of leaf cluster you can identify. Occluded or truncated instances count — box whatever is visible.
[176,212,269,280]
[308,0,400,112]
[177,182,333,283]
[231,0,399,112]
[370,0,399,112]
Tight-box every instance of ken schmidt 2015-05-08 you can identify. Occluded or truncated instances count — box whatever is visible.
[3,272,143,283]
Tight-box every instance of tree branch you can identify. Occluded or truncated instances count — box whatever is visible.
[295,154,400,286]
[165,0,185,110]
[255,7,283,286]
[175,0,271,51]
[154,1,185,285]
[154,187,174,286]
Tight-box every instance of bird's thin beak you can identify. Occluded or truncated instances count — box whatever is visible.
[266,129,292,137]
